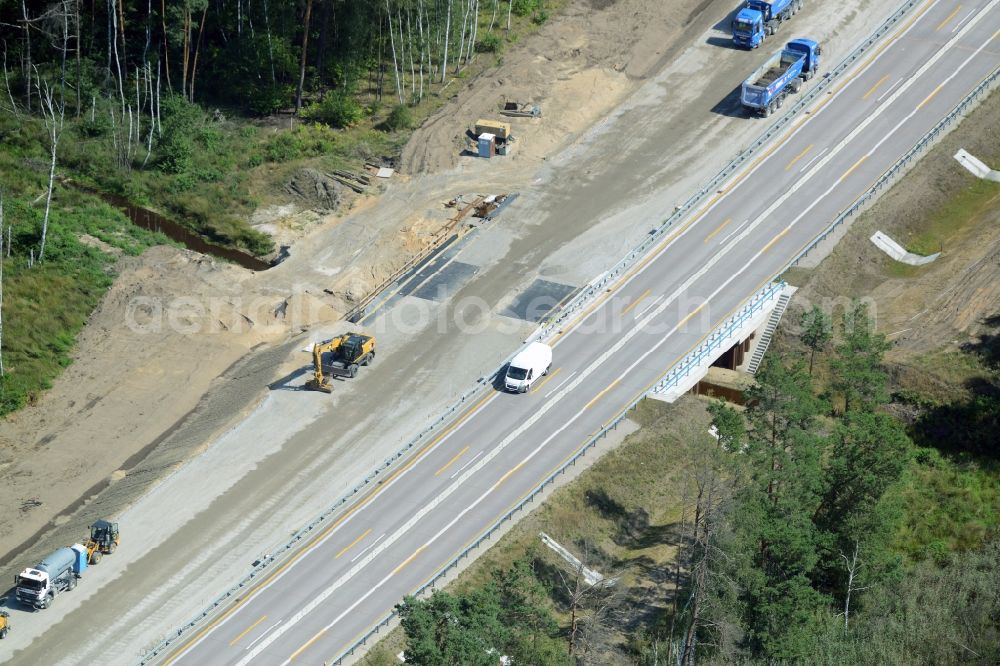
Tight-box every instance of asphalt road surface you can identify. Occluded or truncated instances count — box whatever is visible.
[163,1,1000,664]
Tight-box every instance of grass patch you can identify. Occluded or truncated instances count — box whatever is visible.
[889,447,1000,562]
[901,178,1000,256]
[0,135,168,416]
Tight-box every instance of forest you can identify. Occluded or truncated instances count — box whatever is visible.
[0,0,549,416]
[371,303,999,665]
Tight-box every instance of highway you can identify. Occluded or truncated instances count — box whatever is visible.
[163,0,1000,664]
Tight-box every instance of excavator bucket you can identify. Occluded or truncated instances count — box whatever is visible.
[305,378,334,393]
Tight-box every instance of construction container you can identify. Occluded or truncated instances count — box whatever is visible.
[475,119,511,140]
[478,133,496,158]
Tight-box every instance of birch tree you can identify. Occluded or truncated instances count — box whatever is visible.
[38,79,64,263]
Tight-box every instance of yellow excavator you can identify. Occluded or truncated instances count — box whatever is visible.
[305,333,376,393]
[0,610,9,639]
[84,519,120,565]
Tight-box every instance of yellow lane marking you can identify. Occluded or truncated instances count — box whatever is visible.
[159,389,496,665]
[814,0,935,114]
[530,367,562,394]
[918,83,944,109]
[703,218,732,243]
[392,546,426,576]
[840,155,868,181]
[785,144,815,171]
[495,462,526,490]
[229,615,266,647]
[174,3,944,662]
[335,528,373,559]
[435,446,470,477]
[289,627,327,662]
[677,303,707,329]
[761,227,791,254]
[862,74,890,99]
[551,0,936,348]
[584,379,620,411]
[622,289,652,315]
[936,5,962,31]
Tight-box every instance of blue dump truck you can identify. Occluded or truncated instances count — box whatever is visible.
[15,545,87,610]
[741,39,821,117]
[732,0,803,49]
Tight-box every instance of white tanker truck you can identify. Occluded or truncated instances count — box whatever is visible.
[15,545,87,610]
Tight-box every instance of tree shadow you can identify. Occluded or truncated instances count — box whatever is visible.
[584,489,682,551]
[911,314,1000,460]
[961,313,1000,370]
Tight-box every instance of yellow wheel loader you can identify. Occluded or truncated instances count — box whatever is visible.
[84,520,120,565]
[305,333,376,393]
[0,610,10,639]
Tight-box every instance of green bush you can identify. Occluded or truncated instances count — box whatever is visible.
[475,33,504,53]
[264,123,337,162]
[247,84,292,116]
[385,104,415,131]
[511,0,539,17]
[532,9,549,24]
[302,92,363,128]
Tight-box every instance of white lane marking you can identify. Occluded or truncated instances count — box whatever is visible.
[717,219,750,246]
[350,533,386,563]
[242,229,726,665]
[544,371,577,398]
[183,2,975,661]
[234,15,1000,660]
[273,215,818,666]
[179,389,496,652]
[451,451,484,479]
[798,147,829,173]
[952,8,976,32]
[244,621,282,651]
[635,295,665,319]
[552,0,946,351]
[875,78,903,103]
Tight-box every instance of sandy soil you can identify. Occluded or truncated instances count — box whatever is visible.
[403,0,729,174]
[786,89,1000,401]
[0,247,340,567]
[0,0,726,573]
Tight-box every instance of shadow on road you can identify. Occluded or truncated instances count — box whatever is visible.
[268,366,311,391]
[706,35,743,50]
[711,84,748,118]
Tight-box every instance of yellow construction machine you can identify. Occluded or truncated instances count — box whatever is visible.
[84,519,120,565]
[305,333,376,393]
[0,610,9,639]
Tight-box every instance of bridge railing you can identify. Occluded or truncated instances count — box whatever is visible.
[328,29,1000,666]
[139,1,971,662]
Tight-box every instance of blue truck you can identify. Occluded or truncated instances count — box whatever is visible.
[732,0,803,49]
[741,39,821,117]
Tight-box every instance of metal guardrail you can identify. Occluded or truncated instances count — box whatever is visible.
[531,0,921,341]
[141,1,942,662]
[328,26,1000,666]
[784,65,1000,271]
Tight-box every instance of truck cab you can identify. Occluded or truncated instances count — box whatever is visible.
[732,7,765,48]
[732,0,801,49]
[15,568,60,609]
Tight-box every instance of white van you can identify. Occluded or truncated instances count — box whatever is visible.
[504,342,553,393]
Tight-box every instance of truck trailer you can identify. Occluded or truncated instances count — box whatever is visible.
[732,0,803,49]
[741,39,821,117]
[15,545,87,610]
